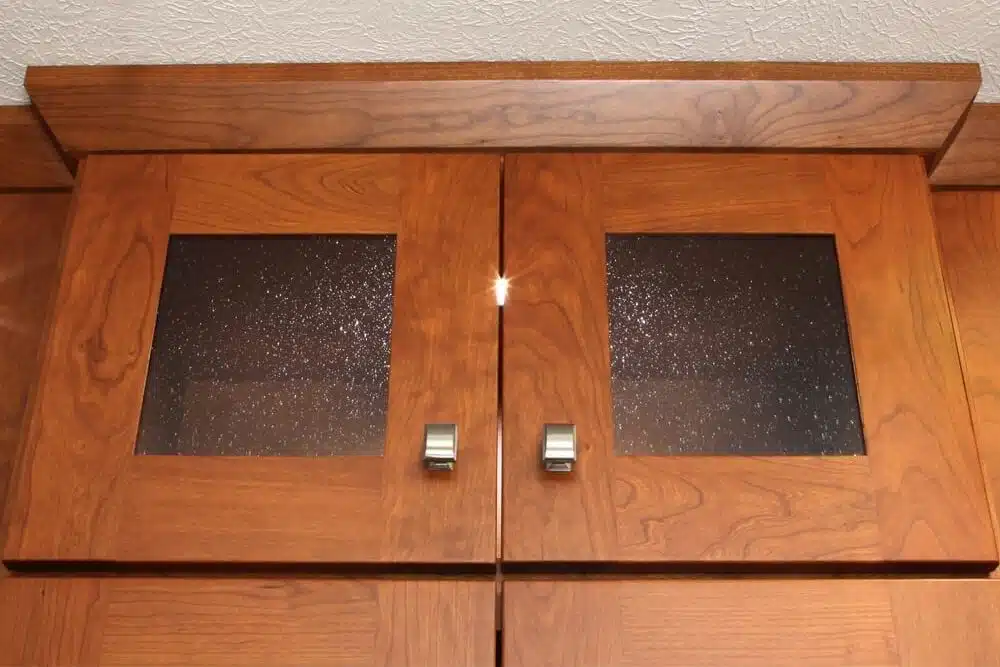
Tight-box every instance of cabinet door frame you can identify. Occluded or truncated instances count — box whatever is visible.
[3,152,500,564]
[502,153,996,563]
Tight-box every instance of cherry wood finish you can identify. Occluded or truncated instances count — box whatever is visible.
[931,104,1000,187]
[889,578,1000,665]
[934,191,1000,571]
[0,577,495,666]
[505,578,1000,667]
[170,153,400,234]
[0,195,69,549]
[0,107,72,190]
[3,153,499,564]
[24,62,978,155]
[503,153,995,563]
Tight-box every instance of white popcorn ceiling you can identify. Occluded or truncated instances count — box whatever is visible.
[2,0,999,105]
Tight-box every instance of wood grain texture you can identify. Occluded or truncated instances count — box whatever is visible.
[503,153,995,563]
[25,62,979,154]
[614,457,879,561]
[931,104,1000,187]
[2,155,173,560]
[374,579,495,666]
[505,579,899,667]
[825,156,994,561]
[600,153,833,234]
[171,153,401,233]
[502,153,617,561]
[890,579,1000,666]
[0,578,105,666]
[0,107,72,190]
[0,195,69,551]
[934,192,1000,571]
[504,580,625,667]
[25,61,982,83]
[4,153,499,563]
[506,578,1000,667]
[381,154,500,561]
[0,578,494,666]
[114,457,383,562]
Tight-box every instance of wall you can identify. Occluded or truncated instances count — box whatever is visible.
[2,0,999,105]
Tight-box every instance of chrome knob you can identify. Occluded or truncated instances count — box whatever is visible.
[542,423,576,473]
[424,423,457,471]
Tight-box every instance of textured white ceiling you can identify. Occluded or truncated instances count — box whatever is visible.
[2,0,999,105]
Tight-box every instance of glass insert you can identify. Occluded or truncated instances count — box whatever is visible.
[606,234,864,456]
[136,235,395,456]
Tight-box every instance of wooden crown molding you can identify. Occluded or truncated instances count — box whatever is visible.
[0,107,73,190]
[25,61,980,156]
[931,104,1000,188]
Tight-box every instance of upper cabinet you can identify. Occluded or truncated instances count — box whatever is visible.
[3,150,995,567]
[2,153,500,564]
[501,153,996,564]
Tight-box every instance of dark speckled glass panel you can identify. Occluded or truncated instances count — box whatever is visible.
[606,234,864,456]
[136,235,395,456]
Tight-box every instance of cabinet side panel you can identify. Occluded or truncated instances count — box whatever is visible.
[933,191,1000,567]
[0,195,69,553]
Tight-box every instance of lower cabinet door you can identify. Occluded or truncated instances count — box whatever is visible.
[0,578,496,666]
[504,579,1000,667]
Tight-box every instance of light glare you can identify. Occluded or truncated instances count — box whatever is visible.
[494,276,509,306]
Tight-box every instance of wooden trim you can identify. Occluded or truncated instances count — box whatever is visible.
[26,61,982,82]
[0,107,73,190]
[25,61,980,155]
[931,104,1000,187]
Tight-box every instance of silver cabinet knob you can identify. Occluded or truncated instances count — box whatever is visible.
[424,423,457,471]
[542,423,576,473]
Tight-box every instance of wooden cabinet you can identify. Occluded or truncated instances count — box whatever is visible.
[2,153,500,564]
[502,153,995,564]
[4,152,995,567]
[3,61,999,666]
[0,577,496,666]
[505,578,1000,666]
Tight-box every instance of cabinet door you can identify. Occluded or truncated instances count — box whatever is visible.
[3,153,500,564]
[502,154,995,563]
[0,577,495,666]
[505,578,1000,667]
